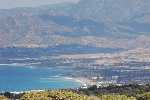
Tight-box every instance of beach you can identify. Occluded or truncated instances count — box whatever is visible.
[64,76,96,86]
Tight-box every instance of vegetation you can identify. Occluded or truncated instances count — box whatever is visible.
[79,84,150,97]
[1,84,150,100]
[0,95,8,100]
[20,92,50,100]
[21,90,88,100]
[137,92,150,100]
[98,95,136,100]
[20,90,137,100]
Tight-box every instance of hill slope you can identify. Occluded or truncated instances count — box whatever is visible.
[0,0,150,49]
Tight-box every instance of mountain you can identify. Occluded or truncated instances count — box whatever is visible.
[73,0,150,37]
[0,0,150,49]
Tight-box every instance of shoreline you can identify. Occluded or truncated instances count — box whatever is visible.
[0,76,95,94]
[64,76,97,86]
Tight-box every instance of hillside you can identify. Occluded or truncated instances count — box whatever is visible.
[0,0,150,49]
[1,84,150,100]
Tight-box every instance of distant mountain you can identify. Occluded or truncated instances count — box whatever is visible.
[74,0,150,36]
[0,0,150,49]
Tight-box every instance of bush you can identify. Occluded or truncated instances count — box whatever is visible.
[20,90,138,100]
[21,90,89,100]
[137,92,150,100]
[20,92,51,100]
[47,90,88,100]
[0,95,8,100]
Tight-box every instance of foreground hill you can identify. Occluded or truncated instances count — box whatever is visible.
[1,84,150,100]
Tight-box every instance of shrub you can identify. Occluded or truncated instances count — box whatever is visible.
[98,95,136,100]
[0,95,8,100]
[137,92,150,100]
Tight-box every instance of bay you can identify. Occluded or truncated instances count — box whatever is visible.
[0,65,81,92]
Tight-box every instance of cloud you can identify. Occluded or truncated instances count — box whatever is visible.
[0,0,80,9]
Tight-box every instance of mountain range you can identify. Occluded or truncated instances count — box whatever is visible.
[0,0,150,49]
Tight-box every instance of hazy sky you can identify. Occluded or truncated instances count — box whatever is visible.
[0,0,80,9]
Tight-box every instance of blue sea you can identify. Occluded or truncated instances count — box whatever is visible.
[0,65,81,92]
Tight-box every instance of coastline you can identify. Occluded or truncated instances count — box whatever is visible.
[64,76,96,86]
[8,77,95,94]
[0,76,94,94]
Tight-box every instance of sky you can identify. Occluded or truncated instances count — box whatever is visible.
[0,0,80,9]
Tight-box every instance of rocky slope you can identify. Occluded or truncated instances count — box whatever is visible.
[0,0,150,49]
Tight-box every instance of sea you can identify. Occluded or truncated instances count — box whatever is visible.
[0,65,81,92]
[0,47,126,92]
